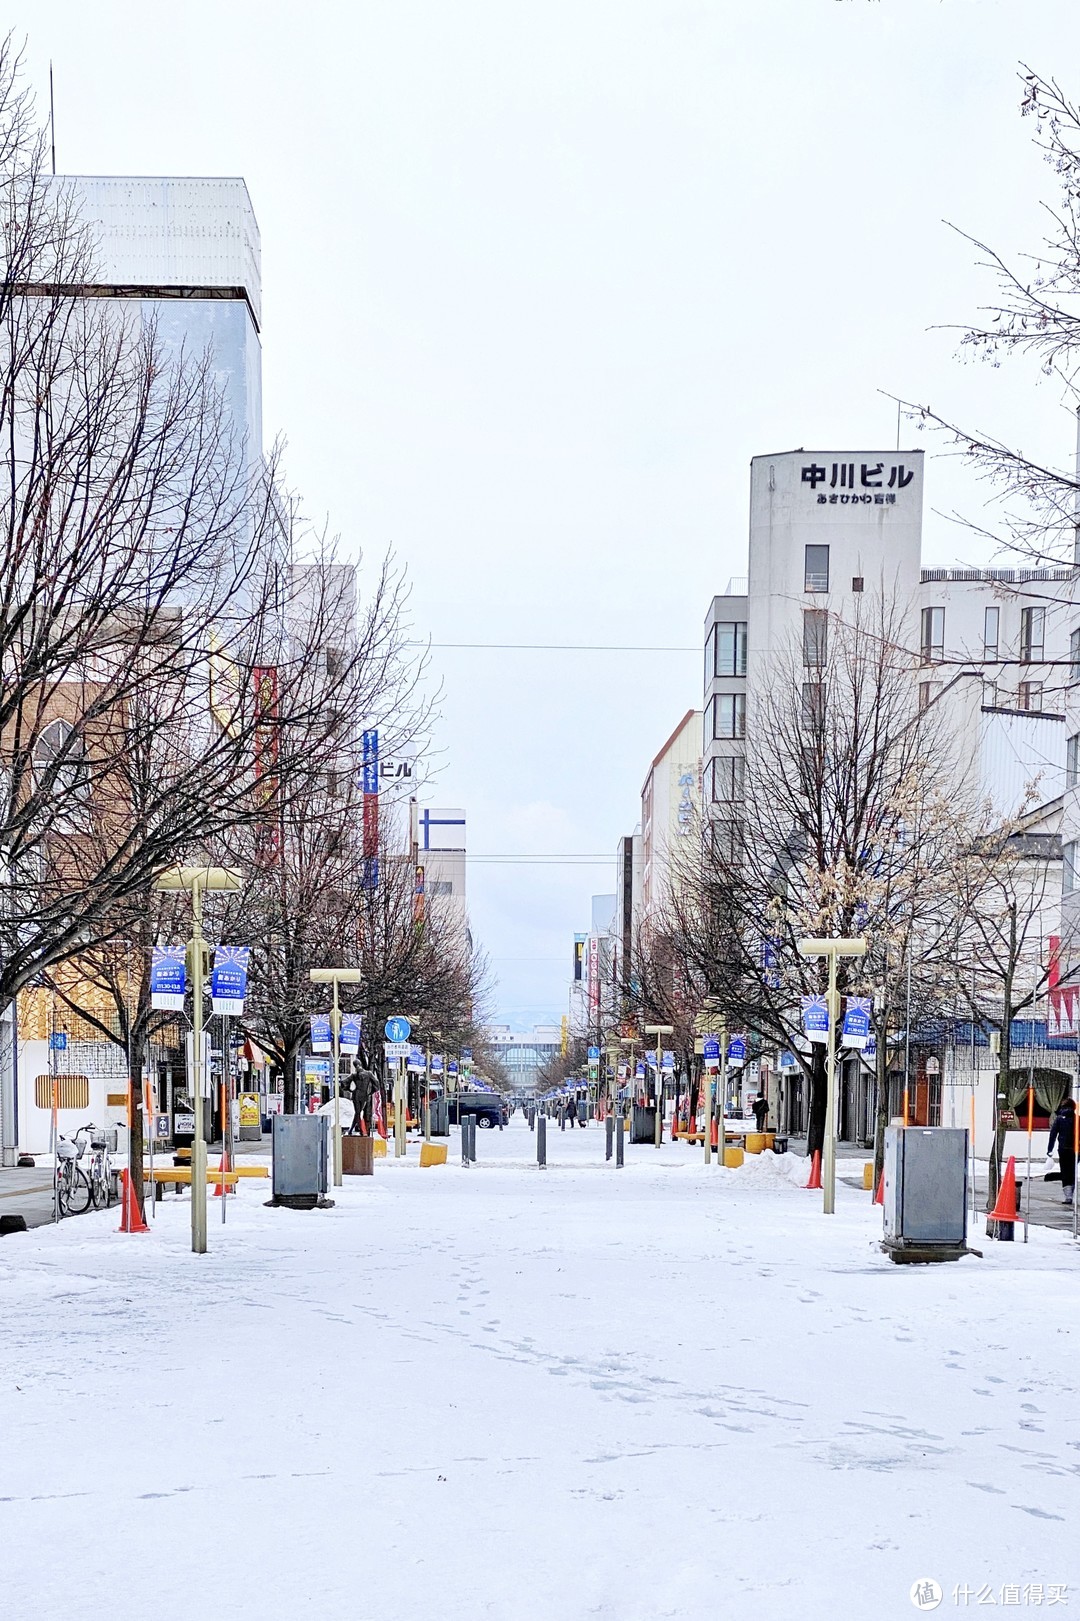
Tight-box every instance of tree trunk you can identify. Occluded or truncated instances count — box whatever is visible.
[806,1046,827,1156]
[283,1043,299,1115]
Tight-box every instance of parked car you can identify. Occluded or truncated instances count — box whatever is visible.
[449,1090,509,1129]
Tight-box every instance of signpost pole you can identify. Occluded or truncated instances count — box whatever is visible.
[824,952,839,1216]
[331,978,342,1187]
[424,1050,432,1143]
[718,1020,728,1168]
[191,875,207,1256]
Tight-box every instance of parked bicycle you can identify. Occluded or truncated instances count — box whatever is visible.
[54,1134,92,1217]
[73,1123,115,1210]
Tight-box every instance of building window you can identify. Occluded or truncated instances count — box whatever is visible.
[1020,605,1045,664]
[711,820,740,862]
[802,609,828,669]
[983,606,1000,661]
[918,682,932,711]
[710,756,745,802]
[920,606,944,664]
[982,680,997,709]
[713,621,748,678]
[851,576,864,593]
[1071,627,1080,684]
[1018,681,1043,712]
[801,682,825,727]
[804,545,829,593]
[1068,734,1080,791]
[712,693,745,739]
[1065,841,1077,896]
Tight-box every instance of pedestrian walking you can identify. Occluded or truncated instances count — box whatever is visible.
[752,1093,769,1133]
[1047,1097,1077,1207]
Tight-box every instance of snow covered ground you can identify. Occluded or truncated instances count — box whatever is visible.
[1,1119,1077,1620]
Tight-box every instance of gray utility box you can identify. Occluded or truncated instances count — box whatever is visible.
[272,1114,329,1209]
[883,1125,968,1263]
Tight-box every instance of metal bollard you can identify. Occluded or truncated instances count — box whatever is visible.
[469,1116,477,1162]
[537,1114,547,1167]
[605,1116,614,1162]
[461,1115,469,1166]
[615,1113,624,1168]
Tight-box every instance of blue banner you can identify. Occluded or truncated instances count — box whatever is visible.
[841,996,872,1050]
[407,1046,426,1072]
[431,1054,444,1073]
[661,1050,675,1073]
[448,1059,459,1076]
[801,995,829,1043]
[310,1013,332,1053]
[703,1036,720,1068]
[211,945,249,1015]
[151,946,186,1011]
[728,1035,747,1068]
[340,1015,362,1055]
[361,729,379,795]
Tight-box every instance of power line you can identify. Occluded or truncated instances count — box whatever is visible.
[408,641,698,653]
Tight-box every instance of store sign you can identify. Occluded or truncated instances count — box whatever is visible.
[798,457,920,510]
[238,1093,260,1129]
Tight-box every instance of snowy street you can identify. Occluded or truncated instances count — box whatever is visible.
[2,1118,1077,1621]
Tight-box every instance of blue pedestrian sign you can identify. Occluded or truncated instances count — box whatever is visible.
[587,1045,600,1062]
[384,1015,412,1042]
[703,1036,720,1069]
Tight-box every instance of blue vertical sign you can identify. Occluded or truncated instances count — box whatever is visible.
[841,997,872,1050]
[151,946,186,1011]
[361,729,379,891]
[801,996,829,1044]
[310,1014,333,1053]
[340,1016,362,1056]
[727,1035,747,1068]
[211,945,250,1015]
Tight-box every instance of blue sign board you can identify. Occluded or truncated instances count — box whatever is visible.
[587,1045,600,1062]
[462,1047,472,1062]
[407,1046,426,1072]
[340,1016,362,1055]
[703,1036,720,1067]
[49,1031,67,1051]
[211,945,249,1015]
[361,729,379,795]
[448,1060,459,1076]
[728,1035,747,1067]
[150,945,186,1011]
[635,1060,646,1080]
[310,1013,333,1053]
[431,1054,444,1074]
[801,995,829,1043]
[841,996,872,1050]
[661,1050,675,1073]
[384,1015,412,1042]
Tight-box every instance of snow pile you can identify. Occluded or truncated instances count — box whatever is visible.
[725,1144,810,1189]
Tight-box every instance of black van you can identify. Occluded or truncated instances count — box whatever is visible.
[448,1091,509,1129]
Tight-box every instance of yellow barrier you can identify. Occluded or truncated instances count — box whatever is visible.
[420,1143,448,1168]
[862,1161,874,1190]
[744,1133,766,1155]
[723,1146,744,1168]
[372,1137,388,1158]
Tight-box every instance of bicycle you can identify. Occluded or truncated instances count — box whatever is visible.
[54,1134,92,1217]
[73,1123,115,1210]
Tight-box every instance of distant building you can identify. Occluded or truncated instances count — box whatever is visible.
[412,804,469,948]
[487,1025,562,1093]
[640,712,701,923]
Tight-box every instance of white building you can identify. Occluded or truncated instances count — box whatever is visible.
[411,805,468,946]
[640,710,702,921]
[487,1025,562,1094]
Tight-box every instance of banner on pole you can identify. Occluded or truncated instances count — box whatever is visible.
[151,946,186,1011]
[309,1014,332,1054]
[339,1016,362,1057]
[728,1035,747,1068]
[841,996,872,1050]
[211,945,250,1016]
[801,996,829,1043]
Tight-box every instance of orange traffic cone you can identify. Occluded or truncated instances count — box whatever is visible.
[873,1168,884,1206]
[806,1150,822,1190]
[710,1115,718,1149]
[118,1169,149,1234]
[213,1148,233,1198]
[988,1155,1019,1225]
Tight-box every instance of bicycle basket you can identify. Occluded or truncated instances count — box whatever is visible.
[56,1138,77,1160]
[90,1132,107,1150]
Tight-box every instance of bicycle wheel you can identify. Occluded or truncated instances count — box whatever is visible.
[90,1167,108,1209]
[63,1167,92,1216]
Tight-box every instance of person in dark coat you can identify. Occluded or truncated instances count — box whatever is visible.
[752,1093,769,1133]
[1048,1098,1077,1207]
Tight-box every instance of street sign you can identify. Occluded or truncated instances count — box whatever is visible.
[385,1015,411,1042]
[703,1036,720,1069]
[587,1045,600,1062]
[49,1032,67,1052]
[384,1041,410,1061]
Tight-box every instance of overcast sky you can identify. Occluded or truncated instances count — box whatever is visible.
[21,0,1080,1027]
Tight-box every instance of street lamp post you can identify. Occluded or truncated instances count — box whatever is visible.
[309,967,363,1186]
[153,865,242,1255]
[645,1024,674,1147]
[797,935,867,1215]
